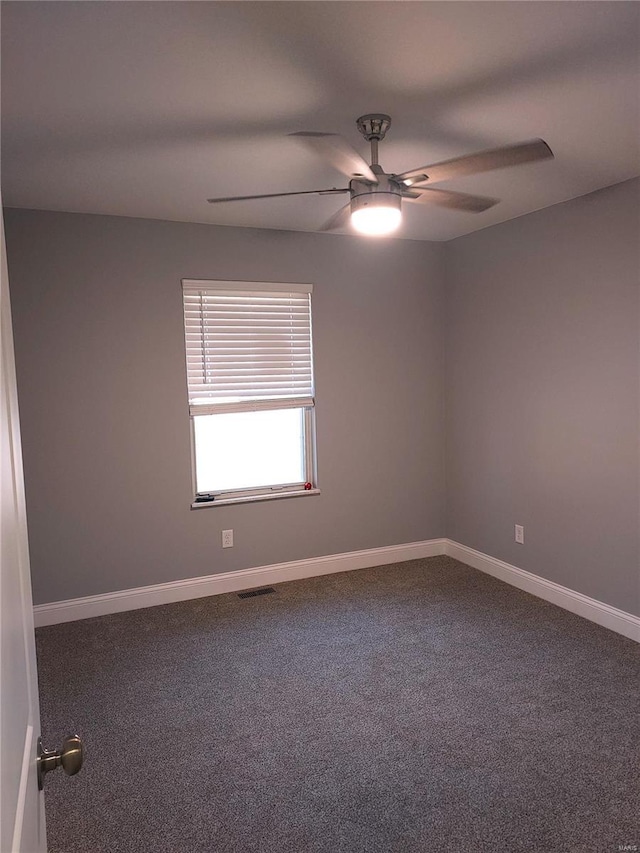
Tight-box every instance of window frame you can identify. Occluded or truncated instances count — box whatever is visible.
[182,279,319,508]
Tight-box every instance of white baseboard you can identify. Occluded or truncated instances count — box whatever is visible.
[34,537,640,644]
[444,540,640,643]
[33,538,446,627]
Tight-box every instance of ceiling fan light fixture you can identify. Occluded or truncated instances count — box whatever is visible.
[350,192,402,236]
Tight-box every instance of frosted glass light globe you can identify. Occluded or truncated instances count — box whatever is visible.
[351,205,402,236]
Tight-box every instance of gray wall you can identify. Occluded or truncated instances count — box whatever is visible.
[6,180,639,615]
[4,209,446,605]
[445,179,640,615]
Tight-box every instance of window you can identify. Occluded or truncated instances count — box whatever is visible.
[182,280,318,505]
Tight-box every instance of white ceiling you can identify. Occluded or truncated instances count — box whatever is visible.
[2,1,639,241]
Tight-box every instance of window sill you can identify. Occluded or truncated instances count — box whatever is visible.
[191,488,321,509]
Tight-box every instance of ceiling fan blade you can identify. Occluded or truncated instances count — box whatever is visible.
[290,132,378,184]
[404,187,499,213]
[207,188,349,204]
[397,139,554,186]
[318,202,352,232]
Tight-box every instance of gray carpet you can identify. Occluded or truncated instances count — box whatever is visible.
[36,556,639,853]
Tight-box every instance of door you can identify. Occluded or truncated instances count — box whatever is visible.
[0,205,47,851]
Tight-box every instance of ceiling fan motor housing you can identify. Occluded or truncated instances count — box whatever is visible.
[350,182,402,220]
[350,190,402,221]
[350,172,403,214]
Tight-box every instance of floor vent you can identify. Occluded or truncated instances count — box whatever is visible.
[237,587,276,599]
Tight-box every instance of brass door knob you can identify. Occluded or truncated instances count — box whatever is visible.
[37,735,84,790]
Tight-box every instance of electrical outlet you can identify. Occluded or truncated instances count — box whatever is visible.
[515,524,524,544]
[222,529,234,548]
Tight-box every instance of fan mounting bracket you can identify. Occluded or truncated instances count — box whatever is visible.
[356,114,392,142]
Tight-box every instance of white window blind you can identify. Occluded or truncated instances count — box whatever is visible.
[182,280,314,416]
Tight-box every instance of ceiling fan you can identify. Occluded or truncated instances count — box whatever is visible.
[207,114,554,236]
